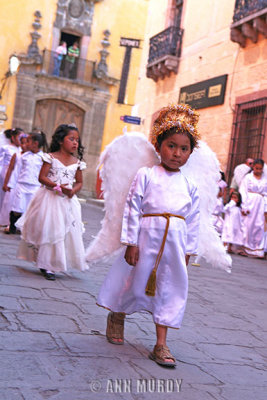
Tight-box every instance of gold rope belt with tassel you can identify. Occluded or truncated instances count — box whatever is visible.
[142,213,185,297]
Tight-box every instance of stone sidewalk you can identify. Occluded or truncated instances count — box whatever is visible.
[0,202,266,400]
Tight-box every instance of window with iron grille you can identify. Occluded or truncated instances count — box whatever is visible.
[227,98,267,182]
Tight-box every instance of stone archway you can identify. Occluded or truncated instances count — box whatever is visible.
[33,99,84,142]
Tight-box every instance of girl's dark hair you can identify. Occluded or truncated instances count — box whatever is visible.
[30,131,48,152]
[220,171,226,182]
[4,127,23,139]
[156,127,196,151]
[253,158,264,167]
[230,190,242,207]
[49,124,84,160]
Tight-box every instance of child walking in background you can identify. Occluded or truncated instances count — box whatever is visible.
[17,124,88,281]
[221,191,244,254]
[212,182,225,236]
[239,159,267,258]
[7,131,48,234]
[0,128,22,212]
[97,104,200,367]
[0,133,28,228]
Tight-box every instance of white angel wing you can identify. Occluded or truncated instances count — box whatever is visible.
[86,132,159,262]
[181,141,232,272]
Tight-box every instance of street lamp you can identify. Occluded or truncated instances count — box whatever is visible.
[0,55,20,99]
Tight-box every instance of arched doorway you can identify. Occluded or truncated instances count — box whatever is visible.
[33,99,84,142]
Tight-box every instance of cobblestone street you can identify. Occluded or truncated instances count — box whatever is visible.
[0,202,266,400]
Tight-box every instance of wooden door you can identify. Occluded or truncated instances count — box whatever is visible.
[33,99,84,143]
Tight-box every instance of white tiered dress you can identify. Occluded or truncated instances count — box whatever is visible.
[17,153,88,272]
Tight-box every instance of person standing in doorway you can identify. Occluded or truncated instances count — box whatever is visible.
[63,42,79,79]
[53,41,67,77]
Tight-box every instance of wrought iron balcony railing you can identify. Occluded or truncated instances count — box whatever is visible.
[230,0,267,47]
[41,49,96,84]
[233,0,267,22]
[147,26,183,81]
[148,26,183,65]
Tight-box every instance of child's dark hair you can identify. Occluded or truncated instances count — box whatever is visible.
[4,127,23,140]
[49,124,84,160]
[230,190,242,207]
[156,127,196,151]
[253,158,264,167]
[30,131,48,152]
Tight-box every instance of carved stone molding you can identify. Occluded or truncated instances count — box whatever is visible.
[230,7,267,47]
[54,0,103,36]
[146,55,180,82]
[18,11,43,65]
[94,30,119,86]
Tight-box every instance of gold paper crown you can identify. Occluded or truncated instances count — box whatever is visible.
[151,103,200,147]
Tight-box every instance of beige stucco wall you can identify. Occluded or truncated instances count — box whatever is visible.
[134,0,267,174]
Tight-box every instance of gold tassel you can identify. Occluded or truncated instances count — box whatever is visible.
[145,268,157,296]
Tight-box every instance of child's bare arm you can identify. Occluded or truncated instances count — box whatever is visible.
[39,162,55,187]
[3,153,16,191]
[124,245,139,266]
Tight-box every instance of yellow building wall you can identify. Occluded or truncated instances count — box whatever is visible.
[134,0,267,174]
[88,0,150,149]
[0,0,57,130]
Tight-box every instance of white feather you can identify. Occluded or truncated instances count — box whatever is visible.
[86,132,159,262]
[181,142,232,272]
[86,134,232,273]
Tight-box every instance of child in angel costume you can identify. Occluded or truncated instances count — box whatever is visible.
[0,128,22,212]
[0,133,29,228]
[86,104,232,367]
[221,190,244,254]
[239,159,267,258]
[17,124,88,281]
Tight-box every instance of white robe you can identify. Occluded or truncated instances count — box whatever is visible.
[11,151,43,214]
[0,144,20,212]
[212,197,224,235]
[221,200,244,248]
[97,165,200,329]
[0,151,22,225]
[239,172,267,257]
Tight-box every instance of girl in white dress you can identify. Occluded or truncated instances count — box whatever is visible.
[0,134,28,227]
[7,132,48,233]
[221,191,244,254]
[97,104,200,367]
[17,124,88,281]
[239,159,267,258]
[0,128,22,212]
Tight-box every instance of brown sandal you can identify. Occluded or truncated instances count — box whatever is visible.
[149,345,176,367]
[106,312,125,345]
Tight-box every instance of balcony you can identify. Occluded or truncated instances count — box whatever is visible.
[230,0,267,47]
[146,26,183,82]
[41,49,96,84]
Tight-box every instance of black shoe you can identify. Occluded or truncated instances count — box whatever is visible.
[4,227,16,234]
[39,269,56,281]
[45,272,56,281]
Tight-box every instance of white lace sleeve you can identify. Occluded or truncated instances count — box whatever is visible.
[42,153,53,164]
[78,160,87,170]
